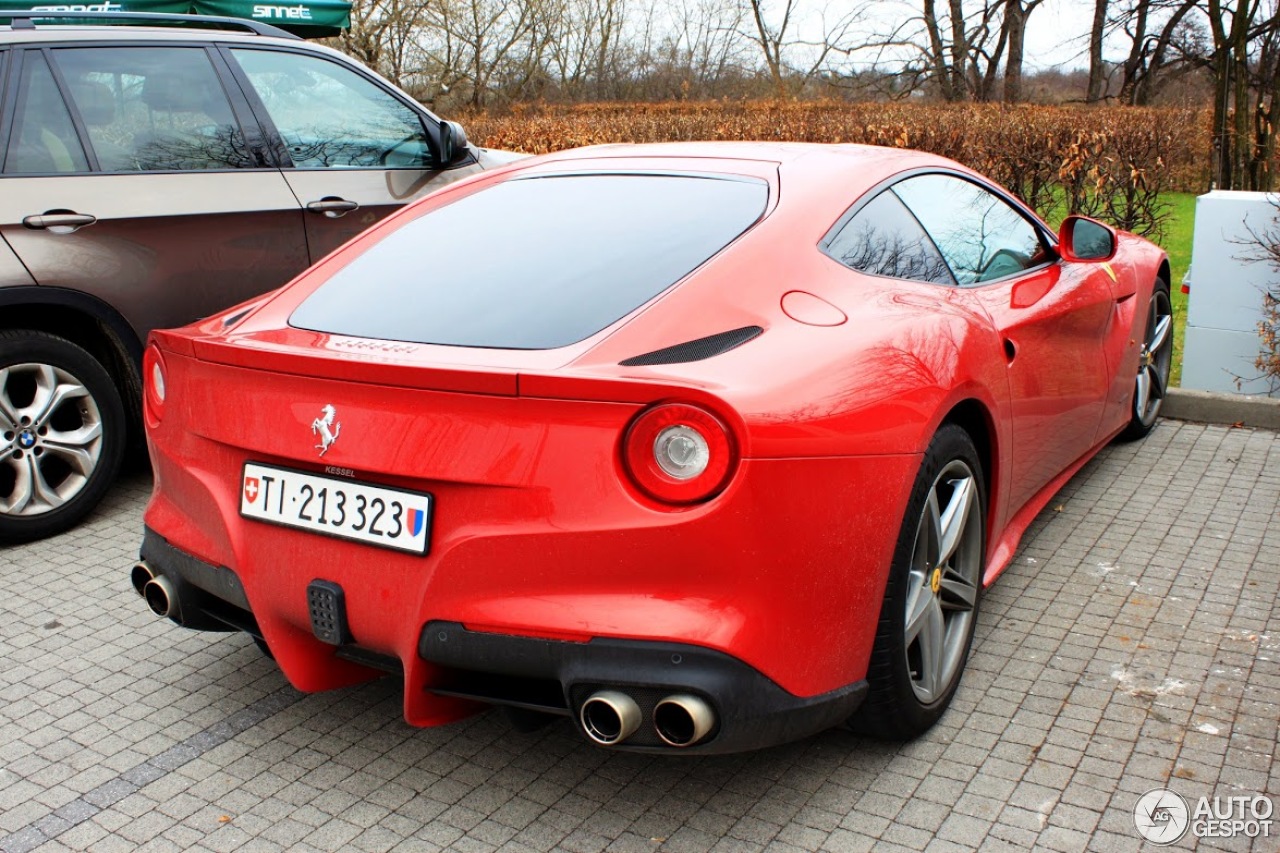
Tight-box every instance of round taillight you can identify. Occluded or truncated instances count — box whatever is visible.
[150,361,166,402]
[623,403,736,505]
[653,425,710,480]
[143,346,166,422]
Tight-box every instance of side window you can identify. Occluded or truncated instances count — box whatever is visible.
[231,49,433,170]
[826,190,955,285]
[51,47,252,172]
[893,174,1048,285]
[4,52,89,174]
[0,50,7,167]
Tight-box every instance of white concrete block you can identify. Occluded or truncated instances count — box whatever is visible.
[1182,324,1279,395]
[1186,191,1278,333]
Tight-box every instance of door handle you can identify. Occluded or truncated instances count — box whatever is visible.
[306,197,359,218]
[22,211,97,233]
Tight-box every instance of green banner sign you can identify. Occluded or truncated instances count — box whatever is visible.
[0,0,351,37]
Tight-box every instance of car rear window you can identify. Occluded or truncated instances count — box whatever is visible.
[289,173,769,349]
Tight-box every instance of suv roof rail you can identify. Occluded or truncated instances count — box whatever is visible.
[0,9,301,39]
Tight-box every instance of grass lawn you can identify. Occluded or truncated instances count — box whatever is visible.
[1161,192,1196,387]
[1038,191,1197,386]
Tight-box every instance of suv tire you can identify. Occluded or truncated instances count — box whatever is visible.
[0,330,125,542]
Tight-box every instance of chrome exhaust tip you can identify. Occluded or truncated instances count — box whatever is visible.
[143,575,178,620]
[654,694,715,747]
[579,690,642,746]
[130,561,154,597]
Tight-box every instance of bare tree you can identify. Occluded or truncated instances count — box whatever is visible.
[739,0,864,98]
[649,0,749,98]
[1002,0,1046,103]
[1204,0,1277,189]
[947,0,972,96]
[915,0,1009,101]
[324,0,1259,113]
[922,0,955,98]
[1116,0,1200,104]
[421,0,548,106]
[1087,0,1109,101]
[542,0,635,98]
[1250,4,1280,186]
[337,0,434,89]
[1080,0,1205,106]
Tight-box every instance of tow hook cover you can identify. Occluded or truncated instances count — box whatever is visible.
[307,579,352,645]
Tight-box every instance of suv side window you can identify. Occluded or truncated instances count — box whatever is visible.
[825,189,955,285]
[893,174,1049,285]
[0,50,8,166]
[4,52,89,174]
[231,48,433,169]
[52,47,253,172]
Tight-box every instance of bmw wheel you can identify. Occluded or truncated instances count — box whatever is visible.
[0,330,125,543]
[1118,278,1173,441]
[852,424,985,739]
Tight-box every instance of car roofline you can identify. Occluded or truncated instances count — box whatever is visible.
[0,17,299,43]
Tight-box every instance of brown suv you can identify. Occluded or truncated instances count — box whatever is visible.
[0,11,515,541]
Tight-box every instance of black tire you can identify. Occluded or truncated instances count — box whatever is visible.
[851,424,985,739]
[1117,278,1173,442]
[0,330,126,543]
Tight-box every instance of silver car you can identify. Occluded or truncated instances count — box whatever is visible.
[0,10,518,541]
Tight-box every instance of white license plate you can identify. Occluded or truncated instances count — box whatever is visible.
[240,463,432,555]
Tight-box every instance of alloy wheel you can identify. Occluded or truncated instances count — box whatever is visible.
[903,459,982,704]
[0,362,105,517]
[1134,288,1173,428]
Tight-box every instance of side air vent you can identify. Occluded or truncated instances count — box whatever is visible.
[620,326,763,367]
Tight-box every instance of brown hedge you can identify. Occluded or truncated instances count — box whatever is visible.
[463,102,1210,237]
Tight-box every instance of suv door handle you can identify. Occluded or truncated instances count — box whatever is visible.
[306,198,359,218]
[23,211,97,232]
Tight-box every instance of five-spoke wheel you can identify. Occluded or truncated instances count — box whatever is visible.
[1121,278,1173,440]
[903,458,982,705]
[852,424,985,738]
[0,331,124,543]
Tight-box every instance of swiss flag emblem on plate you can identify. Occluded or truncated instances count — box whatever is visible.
[244,477,260,504]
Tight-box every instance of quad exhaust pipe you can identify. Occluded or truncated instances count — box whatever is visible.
[580,690,642,745]
[132,561,181,622]
[579,689,716,748]
[130,561,154,597]
[143,575,179,620]
[654,694,715,747]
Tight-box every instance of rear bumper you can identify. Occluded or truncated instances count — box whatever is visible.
[420,621,867,753]
[138,528,255,634]
[138,527,867,753]
[141,351,920,747]
[144,428,917,700]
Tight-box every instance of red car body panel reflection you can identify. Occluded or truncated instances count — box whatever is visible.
[140,143,1169,749]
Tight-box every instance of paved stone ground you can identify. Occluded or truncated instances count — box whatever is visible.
[1,420,1278,853]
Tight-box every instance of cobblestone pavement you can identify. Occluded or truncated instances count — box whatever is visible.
[2,420,1278,853]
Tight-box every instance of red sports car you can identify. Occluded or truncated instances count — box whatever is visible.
[133,142,1171,753]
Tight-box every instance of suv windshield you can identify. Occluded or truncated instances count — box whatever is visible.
[289,173,769,349]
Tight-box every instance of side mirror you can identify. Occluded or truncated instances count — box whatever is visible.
[1058,215,1116,262]
[438,120,469,166]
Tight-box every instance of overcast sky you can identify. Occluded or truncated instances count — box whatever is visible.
[1025,0,1098,70]
[833,0,1133,75]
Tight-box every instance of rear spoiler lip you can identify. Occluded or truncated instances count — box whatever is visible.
[189,336,521,396]
[517,372,725,405]
[149,329,721,404]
